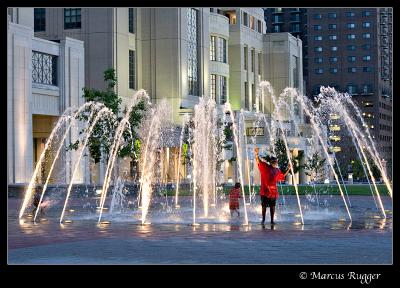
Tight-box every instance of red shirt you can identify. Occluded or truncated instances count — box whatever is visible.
[229,187,241,209]
[257,162,285,199]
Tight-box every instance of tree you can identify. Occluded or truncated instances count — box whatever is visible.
[350,158,364,181]
[68,68,147,164]
[350,157,381,181]
[272,138,289,172]
[304,152,326,182]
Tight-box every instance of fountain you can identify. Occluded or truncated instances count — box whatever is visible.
[19,82,391,227]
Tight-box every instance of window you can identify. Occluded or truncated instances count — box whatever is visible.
[250,16,255,30]
[32,51,58,86]
[314,46,323,52]
[363,55,371,61]
[328,24,337,29]
[128,8,135,33]
[363,22,371,28]
[331,46,338,51]
[312,85,322,95]
[363,33,371,39]
[347,23,355,29]
[348,56,356,62]
[210,74,216,100]
[219,76,227,104]
[292,55,299,88]
[329,68,338,74]
[314,57,323,63]
[64,8,81,29]
[362,11,371,17]
[314,35,322,41]
[329,35,337,40]
[257,20,262,32]
[346,11,355,17]
[348,67,357,73]
[210,36,216,61]
[244,82,249,109]
[251,84,256,110]
[251,49,255,72]
[291,23,300,32]
[291,13,300,21]
[315,68,324,74]
[329,57,338,63]
[34,8,46,32]
[244,46,248,70]
[273,24,281,32]
[347,84,358,94]
[363,67,372,72]
[361,84,373,94]
[347,45,356,51]
[228,12,237,25]
[187,8,199,96]
[258,52,262,75]
[243,11,248,26]
[328,12,337,18]
[129,50,135,89]
[362,44,371,50]
[273,14,283,23]
[313,14,322,19]
[314,25,322,30]
[347,34,356,39]
[217,37,227,63]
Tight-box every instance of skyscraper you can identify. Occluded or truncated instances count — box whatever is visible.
[307,8,392,175]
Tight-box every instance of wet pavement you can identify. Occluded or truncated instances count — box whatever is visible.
[8,195,392,264]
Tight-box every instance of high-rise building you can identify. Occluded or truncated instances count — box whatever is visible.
[307,8,392,175]
[264,7,392,177]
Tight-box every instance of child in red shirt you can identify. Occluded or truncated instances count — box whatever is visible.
[229,182,242,217]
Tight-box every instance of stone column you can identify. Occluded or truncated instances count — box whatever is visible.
[60,37,85,183]
[8,22,34,184]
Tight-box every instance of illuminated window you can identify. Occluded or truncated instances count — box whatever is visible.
[348,56,356,62]
[328,24,337,29]
[210,36,216,61]
[363,22,371,28]
[217,37,227,63]
[328,12,337,18]
[210,74,216,100]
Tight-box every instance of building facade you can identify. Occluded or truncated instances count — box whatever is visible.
[9,7,313,187]
[7,8,86,186]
